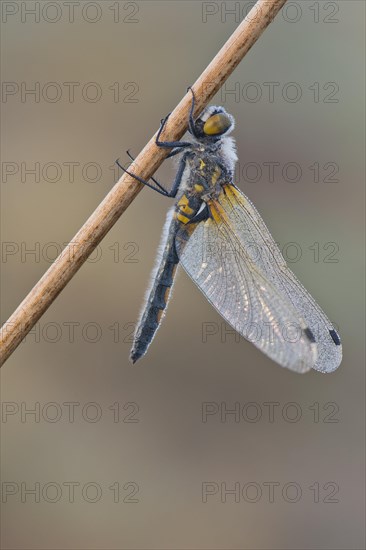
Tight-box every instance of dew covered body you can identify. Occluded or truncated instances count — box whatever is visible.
[129,95,342,373]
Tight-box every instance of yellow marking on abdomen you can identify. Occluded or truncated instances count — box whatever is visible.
[199,159,206,170]
[177,195,193,212]
[177,213,190,224]
[177,193,195,217]
[178,194,189,205]
[180,204,194,215]
[195,184,204,192]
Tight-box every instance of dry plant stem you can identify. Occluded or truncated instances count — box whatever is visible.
[0,0,287,367]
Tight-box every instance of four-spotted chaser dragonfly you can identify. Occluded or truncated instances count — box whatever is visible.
[117,89,342,373]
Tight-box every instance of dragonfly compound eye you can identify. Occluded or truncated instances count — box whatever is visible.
[203,113,232,136]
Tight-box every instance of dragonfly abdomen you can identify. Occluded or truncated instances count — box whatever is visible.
[174,191,202,224]
[130,211,179,363]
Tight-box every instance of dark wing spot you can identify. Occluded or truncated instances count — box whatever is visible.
[329,329,341,346]
[304,327,316,343]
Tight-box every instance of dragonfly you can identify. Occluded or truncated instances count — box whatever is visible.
[117,88,342,373]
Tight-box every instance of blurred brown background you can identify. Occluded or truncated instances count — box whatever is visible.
[1,1,365,549]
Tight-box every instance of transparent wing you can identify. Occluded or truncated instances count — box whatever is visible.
[175,184,341,373]
[175,193,316,373]
[217,184,342,372]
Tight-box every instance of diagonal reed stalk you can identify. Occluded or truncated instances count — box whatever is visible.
[0,0,287,367]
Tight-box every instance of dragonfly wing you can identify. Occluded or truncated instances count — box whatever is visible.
[218,184,342,373]
[175,193,318,373]
[177,184,341,372]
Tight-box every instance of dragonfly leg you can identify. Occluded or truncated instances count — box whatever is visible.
[169,152,190,198]
[115,159,170,197]
[116,151,189,199]
[127,148,185,172]
[155,114,192,149]
[156,86,198,145]
[125,150,168,194]
[166,148,186,159]
[187,86,199,138]
[117,88,197,197]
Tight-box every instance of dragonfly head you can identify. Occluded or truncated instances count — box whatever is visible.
[189,106,235,141]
